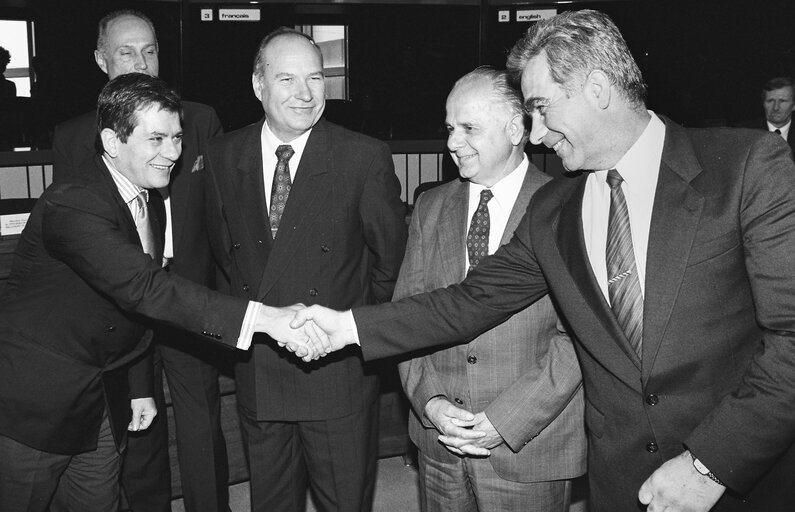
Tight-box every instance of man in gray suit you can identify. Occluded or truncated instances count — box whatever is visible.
[397,67,585,511]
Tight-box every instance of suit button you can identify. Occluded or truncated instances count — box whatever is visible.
[309,288,318,297]
[321,245,330,253]
[467,355,477,364]
[233,242,241,249]
[646,394,659,406]
[454,398,464,405]
[257,240,263,244]
[215,334,222,340]
[107,325,116,332]
[242,284,250,292]
[646,442,658,453]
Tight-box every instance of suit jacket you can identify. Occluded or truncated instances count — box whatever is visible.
[737,117,795,159]
[205,118,407,420]
[0,156,249,455]
[53,101,222,286]
[396,167,586,483]
[354,119,795,511]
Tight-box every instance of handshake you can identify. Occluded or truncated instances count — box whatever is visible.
[256,304,356,360]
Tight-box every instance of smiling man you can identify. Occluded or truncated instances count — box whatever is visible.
[293,10,795,512]
[0,73,311,512]
[203,27,406,512]
[52,10,231,512]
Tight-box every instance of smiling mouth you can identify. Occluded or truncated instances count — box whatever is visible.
[551,139,565,152]
[150,163,172,172]
[457,153,476,161]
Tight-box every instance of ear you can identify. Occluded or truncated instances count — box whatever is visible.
[94,50,109,75]
[506,114,526,146]
[100,128,119,158]
[585,69,612,110]
[252,74,263,102]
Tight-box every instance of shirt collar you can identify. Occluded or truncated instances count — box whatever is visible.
[262,120,312,158]
[102,154,145,205]
[767,119,791,134]
[469,154,529,209]
[592,111,666,186]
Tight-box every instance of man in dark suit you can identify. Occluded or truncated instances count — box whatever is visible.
[742,76,795,158]
[0,73,309,512]
[204,27,406,512]
[52,10,229,512]
[397,67,585,511]
[293,10,795,512]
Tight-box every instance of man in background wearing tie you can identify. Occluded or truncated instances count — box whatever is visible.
[758,77,795,157]
[396,67,585,511]
[0,73,310,512]
[204,27,406,512]
[52,10,229,512]
[294,9,795,512]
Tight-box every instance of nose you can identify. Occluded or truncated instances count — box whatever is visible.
[447,129,463,152]
[528,113,549,145]
[295,79,313,101]
[162,137,181,161]
[133,51,148,72]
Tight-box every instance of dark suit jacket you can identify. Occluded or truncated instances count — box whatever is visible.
[53,101,222,287]
[397,166,586,483]
[205,118,407,421]
[354,119,795,511]
[737,117,795,159]
[0,156,248,455]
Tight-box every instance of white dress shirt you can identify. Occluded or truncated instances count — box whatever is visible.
[260,121,312,205]
[766,119,791,141]
[464,156,529,270]
[582,112,666,303]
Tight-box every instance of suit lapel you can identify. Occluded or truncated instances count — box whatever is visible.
[257,121,330,299]
[500,168,538,246]
[436,180,468,283]
[642,120,705,383]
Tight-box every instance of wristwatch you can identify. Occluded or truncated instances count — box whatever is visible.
[690,452,724,486]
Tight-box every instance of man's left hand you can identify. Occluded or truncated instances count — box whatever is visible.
[638,451,725,511]
[129,397,157,432]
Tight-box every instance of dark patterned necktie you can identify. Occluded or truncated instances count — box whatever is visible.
[606,169,643,357]
[466,189,493,273]
[134,190,162,264]
[269,144,295,239]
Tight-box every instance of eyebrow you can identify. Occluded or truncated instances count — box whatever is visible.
[523,97,549,112]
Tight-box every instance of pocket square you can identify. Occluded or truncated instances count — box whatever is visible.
[191,155,205,173]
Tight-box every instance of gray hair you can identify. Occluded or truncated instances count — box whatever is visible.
[506,9,646,108]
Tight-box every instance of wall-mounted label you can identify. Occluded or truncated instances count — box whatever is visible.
[219,8,260,22]
[516,9,556,23]
[200,9,213,21]
[498,10,510,23]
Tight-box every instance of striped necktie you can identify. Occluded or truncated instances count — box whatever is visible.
[606,169,643,357]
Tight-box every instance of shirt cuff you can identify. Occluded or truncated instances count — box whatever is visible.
[236,301,262,350]
[345,309,361,346]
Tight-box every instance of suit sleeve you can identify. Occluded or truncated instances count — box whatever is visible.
[42,184,248,348]
[355,208,550,361]
[127,341,155,399]
[396,193,452,428]
[359,142,407,303]
[685,135,795,493]
[486,323,582,452]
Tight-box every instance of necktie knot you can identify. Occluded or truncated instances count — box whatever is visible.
[480,189,494,204]
[276,144,294,162]
[774,128,782,134]
[606,169,623,190]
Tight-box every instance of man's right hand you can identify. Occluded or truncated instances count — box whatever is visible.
[424,397,488,457]
[291,305,358,360]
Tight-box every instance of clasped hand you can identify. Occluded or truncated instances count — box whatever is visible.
[260,304,355,361]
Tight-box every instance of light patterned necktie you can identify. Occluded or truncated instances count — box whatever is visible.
[269,144,295,239]
[606,169,643,357]
[466,189,493,273]
[134,190,161,263]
